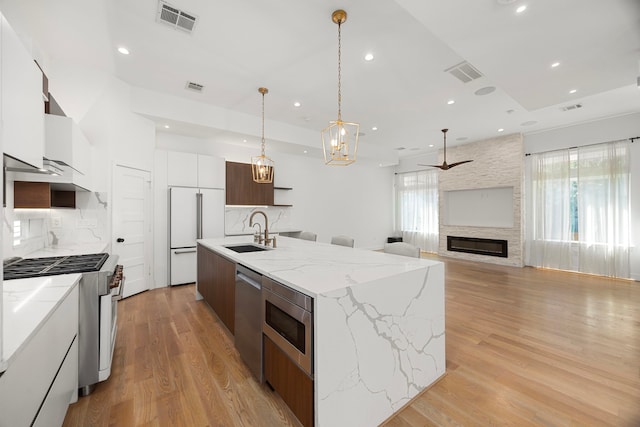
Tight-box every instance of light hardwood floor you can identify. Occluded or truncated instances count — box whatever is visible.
[63,256,640,426]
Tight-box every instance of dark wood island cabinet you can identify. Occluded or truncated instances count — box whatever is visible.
[196,243,236,334]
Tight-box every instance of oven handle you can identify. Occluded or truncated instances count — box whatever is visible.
[112,276,125,300]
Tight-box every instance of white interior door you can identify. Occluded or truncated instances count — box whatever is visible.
[113,165,152,298]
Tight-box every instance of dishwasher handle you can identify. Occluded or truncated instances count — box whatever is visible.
[237,272,261,290]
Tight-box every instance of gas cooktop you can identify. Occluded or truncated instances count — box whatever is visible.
[3,253,109,280]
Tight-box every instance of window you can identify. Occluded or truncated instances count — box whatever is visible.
[395,170,439,252]
[527,140,631,278]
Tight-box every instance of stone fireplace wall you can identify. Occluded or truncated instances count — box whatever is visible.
[438,133,524,267]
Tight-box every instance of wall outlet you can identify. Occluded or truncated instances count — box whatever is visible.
[50,217,62,228]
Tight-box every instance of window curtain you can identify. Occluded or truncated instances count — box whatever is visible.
[526,140,630,278]
[395,170,439,253]
[576,142,630,277]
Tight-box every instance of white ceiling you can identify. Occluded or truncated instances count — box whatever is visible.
[2,0,639,163]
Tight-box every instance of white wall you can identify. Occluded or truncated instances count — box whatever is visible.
[153,132,395,287]
[524,112,640,281]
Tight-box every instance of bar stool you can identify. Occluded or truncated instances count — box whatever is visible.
[299,231,317,242]
[331,235,355,248]
[383,242,420,258]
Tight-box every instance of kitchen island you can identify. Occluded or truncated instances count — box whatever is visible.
[197,236,445,427]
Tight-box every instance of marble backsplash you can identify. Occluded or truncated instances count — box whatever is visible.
[3,191,109,259]
[225,206,295,236]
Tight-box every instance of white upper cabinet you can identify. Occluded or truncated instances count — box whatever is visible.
[197,154,225,189]
[1,13,44,169]
[167,151,198,187]
[167,151,224,189]
[44,114,93,191]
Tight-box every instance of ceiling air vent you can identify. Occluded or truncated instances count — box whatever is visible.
[445,61,483,83]
[560,103,583,111]
[157,1,197,33]
[185,81,204,92]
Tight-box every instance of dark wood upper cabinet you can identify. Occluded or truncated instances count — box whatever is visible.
[225,161,274,206]
[14,181,75,208]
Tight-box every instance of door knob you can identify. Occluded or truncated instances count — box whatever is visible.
[117,238,125,243]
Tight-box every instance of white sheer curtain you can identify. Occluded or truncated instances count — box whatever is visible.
[527,150,573,269]
[526,140,631,278]
[395,170,438,253]
[577,142,630,277]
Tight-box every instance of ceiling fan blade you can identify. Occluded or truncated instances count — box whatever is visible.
[417,163,448,170]
[446,160,474,168]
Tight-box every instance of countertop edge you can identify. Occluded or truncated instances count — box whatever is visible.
[1,274,81,373]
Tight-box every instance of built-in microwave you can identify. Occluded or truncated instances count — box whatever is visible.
[262,277,313,376]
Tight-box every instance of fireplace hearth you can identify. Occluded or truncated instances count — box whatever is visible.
[447,236,508,258]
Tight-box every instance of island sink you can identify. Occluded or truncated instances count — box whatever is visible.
[223,244,269,253]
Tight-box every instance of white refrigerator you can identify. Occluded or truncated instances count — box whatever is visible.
[169,187,225,285]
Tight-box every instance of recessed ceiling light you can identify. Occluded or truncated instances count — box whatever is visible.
[372,126,378,131]
[429,144,434,148]
[475,86,496,96]
[447,100,455,105]
[294,102,301,107]
[243,139,247,143]
[569,89,577,94]
[364,53,374,61]
[498,128,505,132]
[551,62,560,68]
[516,5,527,13]
[303,150,308,154]
[164,124,170,129]
[117,46,130,55]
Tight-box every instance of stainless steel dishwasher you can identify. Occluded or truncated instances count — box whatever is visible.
[234,264,263,382]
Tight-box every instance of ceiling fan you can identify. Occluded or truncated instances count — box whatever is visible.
[418,128,473,170]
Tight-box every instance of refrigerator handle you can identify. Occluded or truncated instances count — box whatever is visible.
[196,192,203,239]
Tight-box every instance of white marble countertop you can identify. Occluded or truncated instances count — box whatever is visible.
[198,235,446,426]
[0,274,81,373]
[23,242,109,259]
[197,235,441,297]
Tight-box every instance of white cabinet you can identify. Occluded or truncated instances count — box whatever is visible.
[44,114,93,191]
[0,284,79,427]
[167,151,224,188]
[1,13,44,169]
[197,154,225,189]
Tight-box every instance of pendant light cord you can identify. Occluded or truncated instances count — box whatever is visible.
[337,20,342,122]
[261,90,266,156]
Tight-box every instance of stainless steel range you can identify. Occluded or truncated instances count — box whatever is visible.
[3,253,124,395]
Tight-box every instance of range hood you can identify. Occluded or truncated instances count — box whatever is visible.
[3,154,63,175]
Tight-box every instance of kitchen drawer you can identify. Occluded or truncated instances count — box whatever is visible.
[171,248,197,285]
[32,336,79,427]
[0,285,79,427]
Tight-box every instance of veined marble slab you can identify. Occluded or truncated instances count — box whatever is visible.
[1,274,81,372]
[23,242,109,259]
[197,236,445,426]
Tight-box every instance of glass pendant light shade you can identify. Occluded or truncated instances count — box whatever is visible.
[322,119,359,165]
[323,9,359,166]
[251,87,274,183]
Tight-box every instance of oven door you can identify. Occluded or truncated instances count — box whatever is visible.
[98,287,118,381]
[263,288,312,376]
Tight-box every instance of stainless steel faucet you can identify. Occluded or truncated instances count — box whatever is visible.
[249,210,273,246]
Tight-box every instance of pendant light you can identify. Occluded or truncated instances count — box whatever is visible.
[251,87,274,183]
[321,9,359,166]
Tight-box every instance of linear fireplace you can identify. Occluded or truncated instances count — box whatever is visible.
[447,236,508,258]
